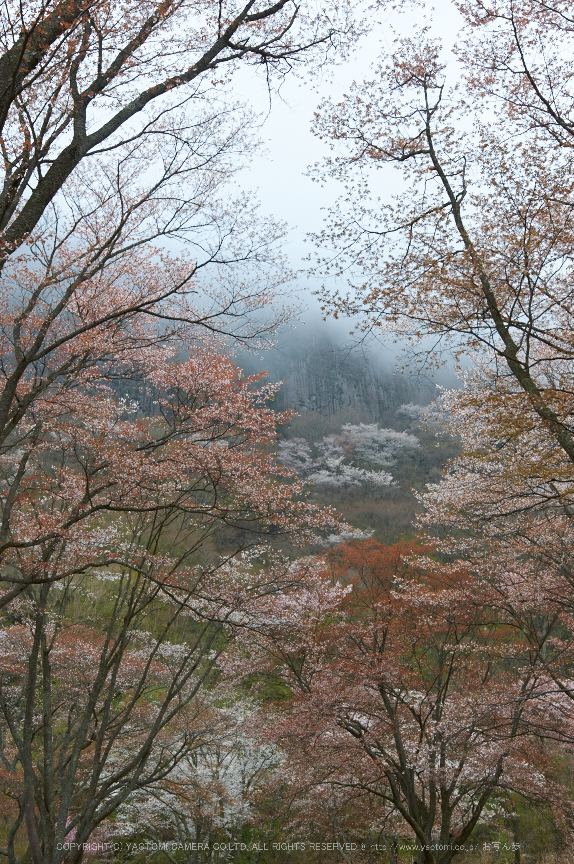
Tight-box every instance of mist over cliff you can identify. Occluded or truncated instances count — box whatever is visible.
[239,321,445,423]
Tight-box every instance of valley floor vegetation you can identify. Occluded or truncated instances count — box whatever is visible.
[1,1,574,863]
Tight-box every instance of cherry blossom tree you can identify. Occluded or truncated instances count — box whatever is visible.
[277,424,419,491]
[0,4,360,861]
[419,376,574,727]
[0,546,348,864]
[304,6,574,849]
[0,339,346,864]
[0,0,355,263]
[244,541,574,864]
[312,5,574,468]
[0,0,360,602]
[0,0,358,422]
[0,340,340,607]
[114,700,277,864]
[458,0,574,148]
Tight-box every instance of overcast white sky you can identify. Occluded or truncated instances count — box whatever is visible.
[233,0,464,379]
[239,0,463,263]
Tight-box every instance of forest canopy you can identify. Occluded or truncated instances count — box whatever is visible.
[1,1,574,864]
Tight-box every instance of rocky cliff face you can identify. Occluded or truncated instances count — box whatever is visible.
[239,327,438,420]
